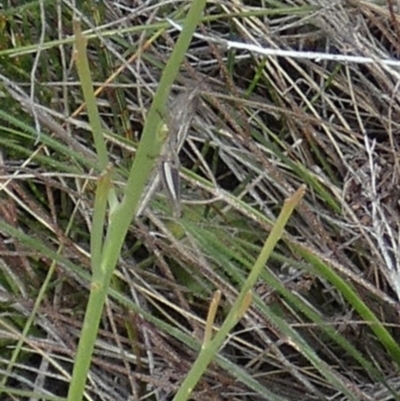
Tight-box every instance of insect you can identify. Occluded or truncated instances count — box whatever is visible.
[160,86,199,217]
[137,83,200,218]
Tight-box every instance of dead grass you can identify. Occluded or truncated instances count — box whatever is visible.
[1,0,400,400]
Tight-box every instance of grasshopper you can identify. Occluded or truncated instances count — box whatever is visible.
[137,84,200,218]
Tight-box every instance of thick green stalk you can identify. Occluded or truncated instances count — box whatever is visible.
[67,2,207,400]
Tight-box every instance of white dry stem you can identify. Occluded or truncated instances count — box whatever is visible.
[363,136,400,300]
[167,18,400,68]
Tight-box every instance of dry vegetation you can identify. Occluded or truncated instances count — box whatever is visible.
[1,0,400,400]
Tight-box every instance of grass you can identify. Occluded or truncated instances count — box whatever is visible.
[0,0,400,400]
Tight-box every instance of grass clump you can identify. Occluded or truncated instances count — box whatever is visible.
[0,1,400,400]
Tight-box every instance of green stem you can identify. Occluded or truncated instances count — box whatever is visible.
[67,2,207,400]
[172,186,306,401]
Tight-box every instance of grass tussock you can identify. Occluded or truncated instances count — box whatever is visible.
[0,0,400,400]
